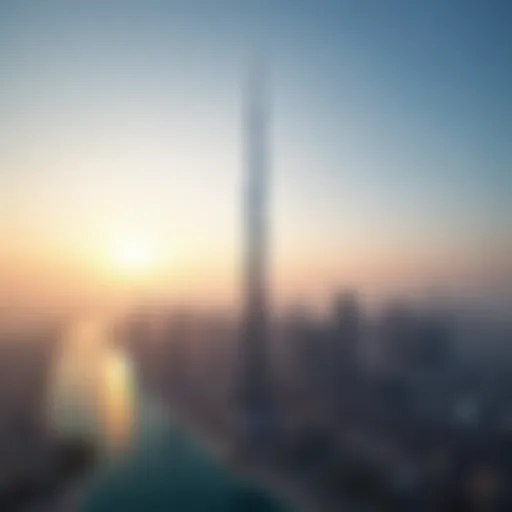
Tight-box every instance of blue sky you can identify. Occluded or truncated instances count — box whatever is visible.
[0,0,510,309]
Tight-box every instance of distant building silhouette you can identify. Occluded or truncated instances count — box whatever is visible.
[331,291,361,371]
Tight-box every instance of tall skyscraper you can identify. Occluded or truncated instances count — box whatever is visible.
[238,60,275,454]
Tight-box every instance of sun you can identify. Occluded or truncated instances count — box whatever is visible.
[109,237,155,276]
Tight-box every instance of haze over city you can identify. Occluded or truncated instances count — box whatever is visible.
[1,0,510,324]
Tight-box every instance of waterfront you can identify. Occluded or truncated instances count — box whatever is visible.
[50,320,291,512]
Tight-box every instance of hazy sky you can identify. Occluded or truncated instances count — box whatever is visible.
[0,0,510,315]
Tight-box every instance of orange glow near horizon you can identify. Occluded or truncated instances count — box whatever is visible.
[0,221,506,325]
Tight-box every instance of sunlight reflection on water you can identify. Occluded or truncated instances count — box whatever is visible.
[49,319,135,455]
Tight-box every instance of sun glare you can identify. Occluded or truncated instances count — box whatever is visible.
[109,238,155,276]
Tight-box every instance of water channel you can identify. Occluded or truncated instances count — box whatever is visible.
[48,319,292,511]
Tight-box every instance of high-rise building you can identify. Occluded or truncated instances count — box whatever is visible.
[331,291,361,370]
[238,60,275,454]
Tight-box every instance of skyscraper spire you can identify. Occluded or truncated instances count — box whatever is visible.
[239,58,274,454]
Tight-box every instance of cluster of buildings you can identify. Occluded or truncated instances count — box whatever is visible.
[0,326,97,511]
[121,293,512,510]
